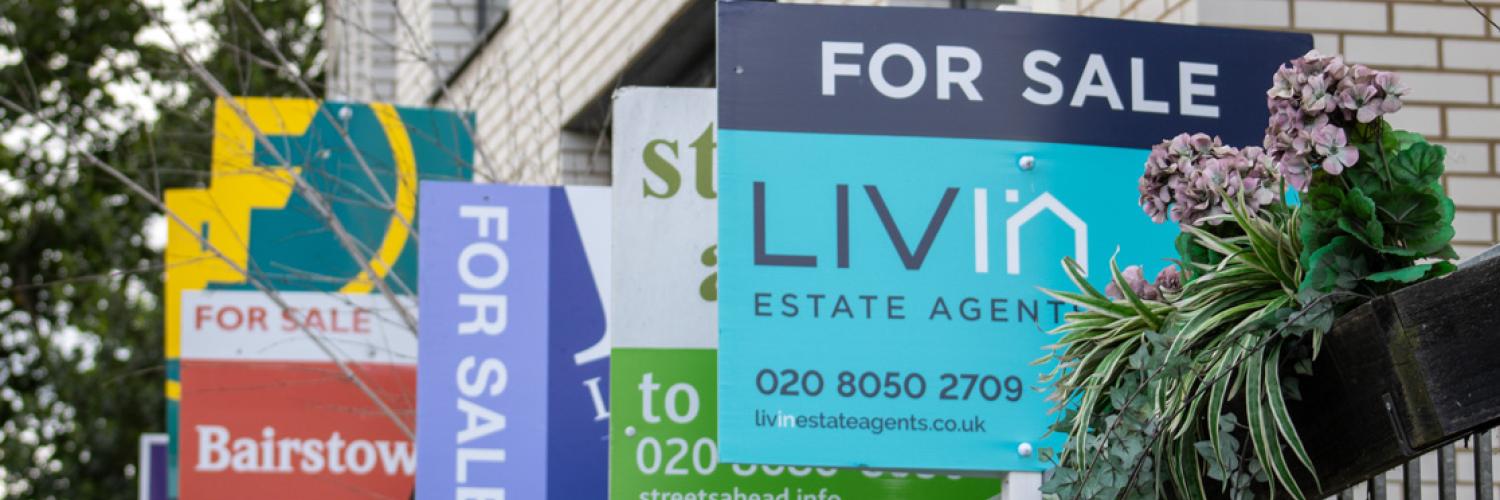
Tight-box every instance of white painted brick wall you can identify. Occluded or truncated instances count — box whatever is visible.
[1443,39,1500,71]
[1449,177,1500,207]
[1313,33,1341,54]
[1344,35,1440,68]
[1441,142,1494,173]
[1386,105,1445,136]
[1402,71,1491,104]
[1457,243,1495,260]
[1448,108,1500,139]
[1197,0,1289,27]
[1493,76,1499,104]
[325,0,403,102]
[1130,0,1169,23]
[1393,3,1489,36]
[395,0,433,106]
[1455,210,1496,241]
[1294,0,1387,31]
[560,130,609,185]
[432,0,698,183]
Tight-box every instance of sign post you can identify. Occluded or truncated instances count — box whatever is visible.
[715,1,1311,477]
[139,433,168,500]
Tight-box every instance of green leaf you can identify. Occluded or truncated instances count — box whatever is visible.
[1299,237,1367,294]
[1265,345,1320,489]
[1175,428,1209,500]
[1366,186,1449,257]
[1062,256,1109,300]
[1044,289,1130,318]
[1246,349,1308,500]
[1207,371,1232,475]
[1297,183,1347,264]
[1176,231,1215,281]
[1336,188,1383,248]
[1366,263,1436,284]
[1399,194,1457,258]
[1392,129,1425,152]
[1389,140,1446,185]
[1426,261,1458,279]
[1109,256,1162,330]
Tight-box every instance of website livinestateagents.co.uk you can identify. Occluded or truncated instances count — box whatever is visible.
[753,409,988,435]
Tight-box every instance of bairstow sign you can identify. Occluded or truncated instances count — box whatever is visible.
[715,2,1311,472]
[166,98,472,499]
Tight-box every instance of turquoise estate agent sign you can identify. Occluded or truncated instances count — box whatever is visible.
[715,2,1311,472]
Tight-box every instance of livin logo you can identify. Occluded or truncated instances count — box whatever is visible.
[753,182,1088,276]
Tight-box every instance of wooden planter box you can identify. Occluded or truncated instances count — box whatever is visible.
[1292,252,1500,494]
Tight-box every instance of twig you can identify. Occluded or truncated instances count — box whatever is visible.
[1464,0,1500,32]
[0,95,415,440]
[140,2,421,337]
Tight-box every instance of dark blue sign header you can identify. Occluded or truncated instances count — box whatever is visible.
[718,1,1312,149]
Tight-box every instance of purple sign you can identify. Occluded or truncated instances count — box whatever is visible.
[415,182,611,500]
[139,433,168,500]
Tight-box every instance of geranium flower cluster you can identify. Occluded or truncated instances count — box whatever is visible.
[1106,265,1181,301]
[1265,50,1408,190]
[1139,133,1280,228]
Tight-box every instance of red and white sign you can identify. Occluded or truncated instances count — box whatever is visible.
[179,291,418,499]
[181,291,417,364]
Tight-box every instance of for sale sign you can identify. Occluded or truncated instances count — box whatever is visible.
[610,87,1002,499]
[414,182,611,499]
[165,97,472,498]
[715,3,1311,472]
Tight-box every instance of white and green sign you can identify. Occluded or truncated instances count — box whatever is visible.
[609,87,1002,500]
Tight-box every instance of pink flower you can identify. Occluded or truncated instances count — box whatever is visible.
[1338,85,1383,123]
[1263,51,1409,190]
[1312,124,1358,176]
[1376,72,1406,114]
[1139,134,1281,228]
[1106,265,1159,301]
[1268,67,1299,99]
[1281,154,1313,191]
[1300,75,1335,113]
[1154,266,1182,295]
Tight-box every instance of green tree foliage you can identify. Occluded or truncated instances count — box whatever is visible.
[0,0,320,496]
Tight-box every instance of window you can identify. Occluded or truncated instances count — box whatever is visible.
[952,0,1017,9]
[475,0,507,35]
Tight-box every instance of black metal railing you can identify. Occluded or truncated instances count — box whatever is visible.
[1331,430,1496,500]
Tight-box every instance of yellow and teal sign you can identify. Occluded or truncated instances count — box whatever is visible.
[164,98,471,499]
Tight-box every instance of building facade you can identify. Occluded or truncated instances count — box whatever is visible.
[325,0,1500,495]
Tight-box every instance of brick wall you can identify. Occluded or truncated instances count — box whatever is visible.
[430,0,695,184]
[325,0,401,102]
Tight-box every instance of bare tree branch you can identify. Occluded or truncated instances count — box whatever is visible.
[141,2,422,337]
[0,94,416,440]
